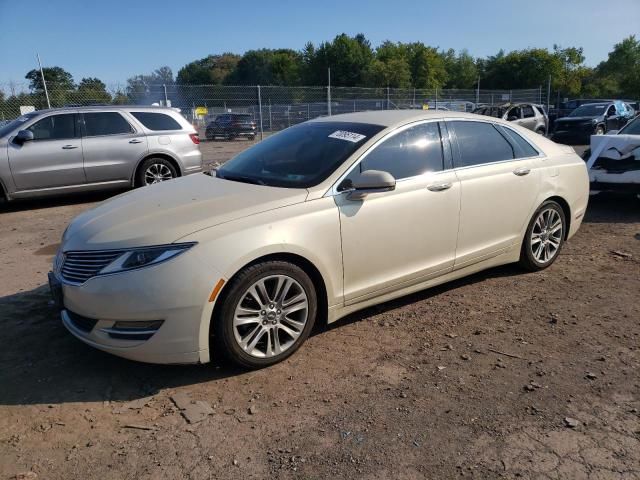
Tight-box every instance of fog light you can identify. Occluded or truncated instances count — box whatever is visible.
[102,320,164,340]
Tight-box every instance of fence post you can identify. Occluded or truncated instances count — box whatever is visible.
[269,99,272,132]
[327,68,332,116]
[386,86,390,110]
[163,84,168,106]
[435,88,438,110]
[257,85,264,141]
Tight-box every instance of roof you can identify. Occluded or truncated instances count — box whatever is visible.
[31,105,177,114]
[309,109,481,129]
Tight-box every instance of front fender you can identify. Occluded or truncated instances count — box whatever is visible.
[181,196,344,311]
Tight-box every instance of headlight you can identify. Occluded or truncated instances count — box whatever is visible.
[99,243,196,275]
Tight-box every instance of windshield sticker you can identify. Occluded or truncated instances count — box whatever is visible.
[328,130,367,143]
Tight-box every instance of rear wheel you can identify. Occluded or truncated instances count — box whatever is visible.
[213,261,317,369]
[519,201,566,271]
[137,157,178,187]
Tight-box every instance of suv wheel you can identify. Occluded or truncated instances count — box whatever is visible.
[137,158,178,187]
[595,125,606,135]
[536,127,546,135]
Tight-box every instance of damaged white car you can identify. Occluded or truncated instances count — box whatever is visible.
[586,116,640,195]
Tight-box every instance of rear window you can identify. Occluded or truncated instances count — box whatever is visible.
[131,112,183,131]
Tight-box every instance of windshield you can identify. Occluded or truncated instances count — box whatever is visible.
[0,113,39,138]
[216,121,384,188]
[618,117,640,135]
[569,104,607,117]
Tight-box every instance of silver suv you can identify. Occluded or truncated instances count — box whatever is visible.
[0,106,202,203]
[473,103,548,135]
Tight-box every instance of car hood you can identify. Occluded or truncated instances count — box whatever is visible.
[63,174,308,251]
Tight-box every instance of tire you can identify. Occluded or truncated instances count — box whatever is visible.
[136,157,178,187]
[595,125,605,135]
[248,135,256,141]
[536,127,546,135]
[213,261,318,369]
[519,200,566,271]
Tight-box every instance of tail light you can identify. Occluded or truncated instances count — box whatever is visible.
[189,133,200,144]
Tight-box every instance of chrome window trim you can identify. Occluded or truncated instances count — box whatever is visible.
[324,118,446,197]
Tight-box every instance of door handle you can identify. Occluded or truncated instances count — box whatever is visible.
[129,139,143,144]
[513,167,531,176]
[427,182,452,192]
[61,145,78,149]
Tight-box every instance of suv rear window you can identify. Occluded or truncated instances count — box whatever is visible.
[131,112,182,131]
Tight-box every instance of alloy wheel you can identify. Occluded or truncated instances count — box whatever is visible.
[144,163,174,185]
[232,275,309,358]
[530,208,563,264]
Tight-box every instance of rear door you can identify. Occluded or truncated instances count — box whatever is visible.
[80,111,148,183]
[448,120,542,268]
[7,113,86,190]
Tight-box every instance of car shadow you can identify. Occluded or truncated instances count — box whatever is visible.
[0,263,522,407]
[583,192,640,224]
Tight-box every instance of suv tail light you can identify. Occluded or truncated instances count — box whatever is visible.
[189,133,200,145]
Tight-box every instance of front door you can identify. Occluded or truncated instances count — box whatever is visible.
[337,121,460,304]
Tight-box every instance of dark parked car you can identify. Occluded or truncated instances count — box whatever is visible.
[205,113,257,141]
[552,102,634,144]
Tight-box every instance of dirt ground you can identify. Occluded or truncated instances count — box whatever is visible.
[1,141,639,480]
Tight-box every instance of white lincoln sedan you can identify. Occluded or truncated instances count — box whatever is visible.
[50,110,589,368]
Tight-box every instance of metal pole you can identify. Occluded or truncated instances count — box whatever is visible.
[386,86,390,110]
[269,99,272,132]
[327,68,331,116]
[413,87,416,109]
[36,53,51,109]
[257,85,263,141]
[435,88,438,110]
[163,84,168,106]
[546,75,551,113]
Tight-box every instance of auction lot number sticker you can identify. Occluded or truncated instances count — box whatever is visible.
[328,130,367,143]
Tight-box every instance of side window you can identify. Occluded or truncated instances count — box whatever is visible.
[451,121,514,167]
[507,106,522,120]
[83,112,133,136]
[27,114,76,140]
[358,122,444,180]
[497,126,540,158]
[522,105,535,118]
[131,112,183,131]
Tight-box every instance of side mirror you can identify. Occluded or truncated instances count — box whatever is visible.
[343,169,396,200]
[14,129,34,145]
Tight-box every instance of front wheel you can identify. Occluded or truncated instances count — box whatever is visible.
[594,125,605,135]
[213,261,317,369]
[519,201,566,271]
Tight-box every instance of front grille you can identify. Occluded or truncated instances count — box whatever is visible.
[66,310,98,333]
[61,251,123,284]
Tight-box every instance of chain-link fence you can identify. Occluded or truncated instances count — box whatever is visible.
[0,82,547,135]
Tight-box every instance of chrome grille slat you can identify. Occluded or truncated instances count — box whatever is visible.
[61,250,124,284]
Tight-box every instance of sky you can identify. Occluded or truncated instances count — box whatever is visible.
[1,0,639,87]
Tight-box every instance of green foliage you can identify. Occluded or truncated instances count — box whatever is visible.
[596,35,640,98]
[75,77,111,104]
[226,49,302,85]
[176,53,241,84]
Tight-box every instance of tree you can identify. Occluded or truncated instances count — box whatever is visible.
[303,33,374,86]
[226,49,302,85]
[364,41,412,88]
[595,35,640,98]
[126,66,174,103]
[25,66,74,91]
[177,54,241,84]
[75,77,111,104]
[405,42,447,89]
[443,49,478,89]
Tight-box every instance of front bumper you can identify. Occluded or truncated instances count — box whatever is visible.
[55,247,221,364]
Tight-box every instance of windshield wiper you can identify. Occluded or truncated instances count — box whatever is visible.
[218,173,265,186]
